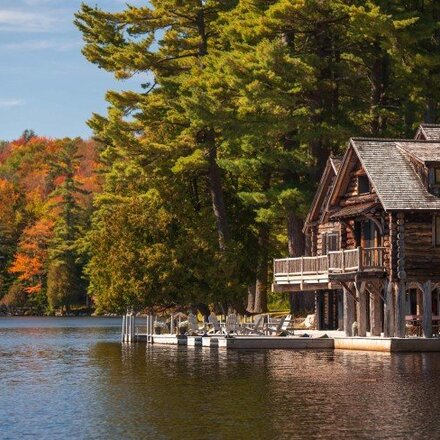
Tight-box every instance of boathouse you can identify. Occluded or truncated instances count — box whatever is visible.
[273,124,440,338]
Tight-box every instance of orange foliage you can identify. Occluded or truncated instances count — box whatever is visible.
[9,219,54,294]
[0,136,102,295]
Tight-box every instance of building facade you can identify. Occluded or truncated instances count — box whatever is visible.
[273,124,440,338]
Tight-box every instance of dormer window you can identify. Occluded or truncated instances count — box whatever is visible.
[358,175,370,194]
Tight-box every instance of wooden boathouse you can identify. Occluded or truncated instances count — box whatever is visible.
[273,124,440,339]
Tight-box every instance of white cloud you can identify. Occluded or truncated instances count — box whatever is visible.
[0,9,61,32]
[0,39,81,52]
[0,99,25,108]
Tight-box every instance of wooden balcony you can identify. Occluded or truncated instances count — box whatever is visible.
[273,247,386,290]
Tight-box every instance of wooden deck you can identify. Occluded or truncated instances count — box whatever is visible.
[273,247,386,291]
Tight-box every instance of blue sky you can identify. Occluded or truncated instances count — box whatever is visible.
[0,0,145,141]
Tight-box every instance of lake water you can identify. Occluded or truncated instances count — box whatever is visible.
[0,317,439,439]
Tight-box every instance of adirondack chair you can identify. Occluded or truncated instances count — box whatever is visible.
[187,312,202,334]
[207,312,222,334]
[224,313,239,334]
[241,314,266,335]
[267,314,293,335]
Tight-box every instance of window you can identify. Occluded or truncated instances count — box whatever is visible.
[327,233,339,252]
[435,217,440,247]
[358,175,370,194]
[322,232,339,254]
[435,168,440,184]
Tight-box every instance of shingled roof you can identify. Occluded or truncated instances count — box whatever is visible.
[350,139,440,211]
[397,142,440,164]
[415,124,440,141]
[330,201,379,219]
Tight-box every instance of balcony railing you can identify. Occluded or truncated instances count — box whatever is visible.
[273,247,386,286]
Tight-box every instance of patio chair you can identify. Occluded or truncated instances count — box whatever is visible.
[187,312,204,335]
[241,314,266,335]
[207,312,222,334]
[224,313,240,334]
[267,314,293,335]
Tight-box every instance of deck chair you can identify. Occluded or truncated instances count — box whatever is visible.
[207,312,222,334]
[187,312,203,335]
[241,314,266,335]
[267,314,293,335]
[224,313,239,334]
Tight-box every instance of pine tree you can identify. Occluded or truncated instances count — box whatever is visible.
[46,140,87,312]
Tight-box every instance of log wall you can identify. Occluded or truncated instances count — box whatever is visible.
[404,212,440,280]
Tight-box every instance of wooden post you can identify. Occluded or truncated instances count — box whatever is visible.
[356,281,367,337]
[422,280,433,338]
[369,286,382,336]
[395,281,406,338]
[131,314,135,342]
[341,250,345,273]
[384,280,394,337]
[343,286,355,336]
[170,314,175,335]
[315,291,323,330]
[328,291,335,329]
[338,292,344,331]
[121,315,126,342]
[416,288,424,317]
[357,247,363,272]
[125,313,129,342]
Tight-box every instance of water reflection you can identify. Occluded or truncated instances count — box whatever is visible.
[1,318,440,439]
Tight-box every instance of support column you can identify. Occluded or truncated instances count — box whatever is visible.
[395,281,406,338]
[356,281,367,337]
[337,292,344,331]
[416,288,424,316]
[422,281,433,338]
[315,291,323,330]
[343,286,355,336]
[369,286,382,337]
[328,291,335,330]
[384,280,394,337]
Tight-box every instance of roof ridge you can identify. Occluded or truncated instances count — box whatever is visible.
[420,123,440,127]
[351,137,440,143]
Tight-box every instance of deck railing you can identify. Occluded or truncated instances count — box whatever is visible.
[274,247,386,286]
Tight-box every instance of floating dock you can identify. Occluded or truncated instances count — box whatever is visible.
[133,333,440,352]
[123,314,440,352]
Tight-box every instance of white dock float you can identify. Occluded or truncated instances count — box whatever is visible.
[148,334,440,352]
[218,336,334,350]
[334,336,440,352]
[202,336,221,347]
[150,334,188,345]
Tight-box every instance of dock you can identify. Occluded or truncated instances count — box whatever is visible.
[123,317,440,352]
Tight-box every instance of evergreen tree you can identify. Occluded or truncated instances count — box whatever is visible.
[46,140,87,312]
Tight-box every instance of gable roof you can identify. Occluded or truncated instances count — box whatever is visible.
[397,141,440,165]
[329,138,440,211]
[415,124,440,141]
[303,156,341,230]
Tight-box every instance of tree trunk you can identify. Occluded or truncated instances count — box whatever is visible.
[206,138,230,251]
[253,224,269,314]
[246,282,256,313]
[370,43,390,136]
[195,4,230,253]
[287,212,305,258]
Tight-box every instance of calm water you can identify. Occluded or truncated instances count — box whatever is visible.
[0,318,440,440]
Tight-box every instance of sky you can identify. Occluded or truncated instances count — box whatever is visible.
[0,0,145,141]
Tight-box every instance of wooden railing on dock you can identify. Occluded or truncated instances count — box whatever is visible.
[274,247,386,286]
